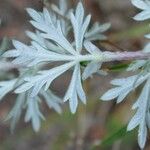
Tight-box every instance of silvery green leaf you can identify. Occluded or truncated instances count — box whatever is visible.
[0,79,16,100]
[84,41,102,54]
[45,40,66,54]
[143,42,150,52]
[70,2,91,52]
[132,0,150,9]
[40,89,62,114]
[101,74,149,103]
[3,40,52,66]
[15,62,75,97]
[85,23,110,41]
[127,60,146,71]
[134,10,150,20]
[26,8,42,23]
[51,0,68,16]
[76,65,86,104]
[3,40,73,66]
[51,0,72,20]
[27,8,77,55]
[25,94,44,132]
[0,37,10,56]
[51,4,61,14]
[132,0,150,21]
[82,61,102,80]
[26,31,46,48]
[27,30,66,54]
[145,33,150,39]
[83,41,107,78]
[146,111,150,129]
[1,1,124,134]
[30,41,74,62]
[51,0,71,35]
[127,79,150,149]
[64,64,86,113]
[6,93,26,131]
[25,12,66,53]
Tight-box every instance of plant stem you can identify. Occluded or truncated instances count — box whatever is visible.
[78,51,150,62]
[1,51,149,72]
[106,51,150,61]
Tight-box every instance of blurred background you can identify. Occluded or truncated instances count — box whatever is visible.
[0,0,149,150]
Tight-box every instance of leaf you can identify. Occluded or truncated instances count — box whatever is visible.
[27,8,77,55]
[84,41,102,54]
[127,60,146,71]
[0,37,10,56]
[25,94,44,132]
[2,1,113,131]
[64,64,86,113]
[85,23,110,41]
[6,93,26,132]
[70,2,91,52]
[134,10,150,21]
[127,79,150,149]
[51,0,68,16]
[132,0,150,9]
[82,61,102,80]
[101,74,149,103]
[51,0,70,35]
[15,62,75,97]
[132,0,150,21]
[25,29,67,54]
[40,89,62,114]
[0,79,16,100]
[3,40,73,66]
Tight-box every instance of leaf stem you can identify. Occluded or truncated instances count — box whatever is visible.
[106,51,150,61]
[78,51,150,62]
